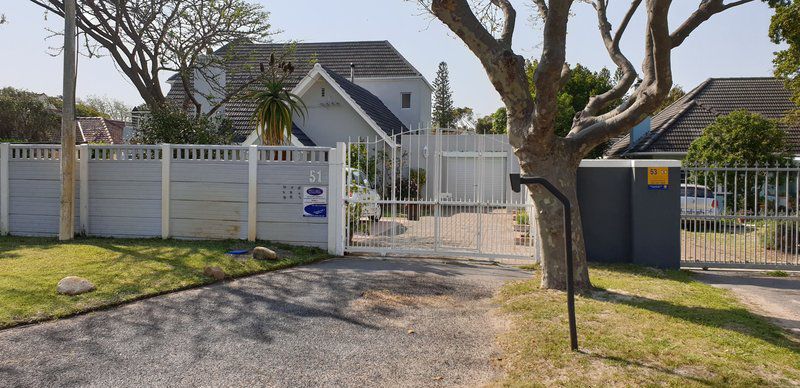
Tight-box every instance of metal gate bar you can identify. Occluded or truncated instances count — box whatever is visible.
[343,128,538,262]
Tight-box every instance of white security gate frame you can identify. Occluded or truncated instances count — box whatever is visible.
[336,129,539,262]
[680,163,800,269]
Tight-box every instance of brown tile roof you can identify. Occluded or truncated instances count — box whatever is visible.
[76,117,125,144]
[606,77,800,157]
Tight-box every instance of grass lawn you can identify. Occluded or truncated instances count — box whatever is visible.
[496,265,800,387]
[0,236,330,329]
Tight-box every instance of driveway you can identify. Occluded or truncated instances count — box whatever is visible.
[0,257,529,387]
[694,271,800,336]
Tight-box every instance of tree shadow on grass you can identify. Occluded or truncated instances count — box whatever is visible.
[588,287,800,355]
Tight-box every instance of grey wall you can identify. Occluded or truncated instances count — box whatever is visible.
[8,157,80,236]
[1,145,330,248]
[89,160,161,237]
[578,161,681,269]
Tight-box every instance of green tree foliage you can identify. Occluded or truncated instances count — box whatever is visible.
[431,62,455,129]
[133,105,233,144]
[48,97,107,119]
[452,106,475,130]
[686,110,791,213]
[247,56,306,145]
[685,110,790,166]
[525,61,616,157]
[476,107,507,134]
[0,88,59,142]
[766,0,800,114]
[78,96,132,122]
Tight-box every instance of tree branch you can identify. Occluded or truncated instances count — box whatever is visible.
[490,0,515,47]
[671,0,754,48]
[430,0,533,148]
[569,0,640,135]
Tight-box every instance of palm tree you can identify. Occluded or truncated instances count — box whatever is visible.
[248,55,307,145]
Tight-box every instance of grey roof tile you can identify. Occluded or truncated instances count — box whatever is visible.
[171,40,420,142]
[607,77,800,157]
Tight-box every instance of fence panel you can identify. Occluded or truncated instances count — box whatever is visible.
[681,164,800,269]
[0,143,331,248]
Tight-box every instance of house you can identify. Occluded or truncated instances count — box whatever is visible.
[166,40,433,147]
[76,117,124,144]
[606,77,800,159]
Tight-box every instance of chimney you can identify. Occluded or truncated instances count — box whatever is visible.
[350,63,355,82]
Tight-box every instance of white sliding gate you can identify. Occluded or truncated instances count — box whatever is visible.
[681,163,800,269]
[342,129,539,262]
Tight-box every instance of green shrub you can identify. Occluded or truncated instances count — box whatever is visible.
[761,221,799,252]
[516,209,529,225]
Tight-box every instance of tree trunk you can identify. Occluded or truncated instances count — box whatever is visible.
[520,153,591,291]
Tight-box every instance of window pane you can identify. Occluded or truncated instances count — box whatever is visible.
[402,93,411,108]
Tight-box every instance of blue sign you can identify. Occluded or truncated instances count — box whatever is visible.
[306,187,324,196]
[303,186,327,217]
[304,204,327,217]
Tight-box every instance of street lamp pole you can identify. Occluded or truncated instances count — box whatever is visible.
[510,173,578,351]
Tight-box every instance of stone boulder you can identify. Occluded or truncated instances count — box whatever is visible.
[203,266,226,281]
[252,246,278,261]
[56,276,95,296]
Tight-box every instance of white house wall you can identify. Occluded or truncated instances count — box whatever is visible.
[355,77,432,129]
[299,78,381,147]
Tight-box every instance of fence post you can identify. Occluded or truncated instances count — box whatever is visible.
[328,143,346,256]
[248,145,258,242]
[0,143,9,235]
[79,144,89,235]
[161,144,171,239]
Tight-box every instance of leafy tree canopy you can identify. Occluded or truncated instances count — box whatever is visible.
[133,105,233,144]
[0,87,60,143]
[526,61,616,157]
[685,110,790,166]
[767,0,800,113]
[78,96,132,122]
[476,107,507,134]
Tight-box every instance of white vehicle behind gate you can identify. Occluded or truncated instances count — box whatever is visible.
[347,168,382,221]
[680,184,720,216]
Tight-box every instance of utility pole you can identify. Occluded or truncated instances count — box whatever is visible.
[59,0,76,240]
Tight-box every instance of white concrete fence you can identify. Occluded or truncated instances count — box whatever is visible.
[0,143,348,253]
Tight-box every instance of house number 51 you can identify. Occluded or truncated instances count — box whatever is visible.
[309,169,322,183]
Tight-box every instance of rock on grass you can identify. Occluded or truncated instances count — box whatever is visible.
[56,276,95,295]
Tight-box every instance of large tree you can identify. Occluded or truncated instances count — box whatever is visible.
[767,0,800,122]
[423,0,754,290]
[526,61,617,157]
[432,61,456,128]
[29,0,275,114]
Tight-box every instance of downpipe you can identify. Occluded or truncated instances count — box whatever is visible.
[510,173,578,351]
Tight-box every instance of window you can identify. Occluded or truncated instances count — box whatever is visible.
[401,92,412,109]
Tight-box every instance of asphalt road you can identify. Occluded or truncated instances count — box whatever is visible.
[694,271,800,336]
[0,257,529,387]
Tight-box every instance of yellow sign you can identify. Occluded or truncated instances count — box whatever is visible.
[647,167,669,190]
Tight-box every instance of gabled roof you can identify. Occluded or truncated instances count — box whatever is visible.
[242,64,407,145]
[176,40,423,142]
[607,77,800,157]
[77,117,124,144]
[291,123,316,147]
[320,65,408,138]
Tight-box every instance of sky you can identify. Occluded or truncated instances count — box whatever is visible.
[0,1,783,117]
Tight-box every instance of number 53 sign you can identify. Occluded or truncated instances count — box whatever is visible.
[647,167,669,190]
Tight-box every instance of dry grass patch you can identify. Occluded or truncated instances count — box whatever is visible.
[495,265,800,387]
